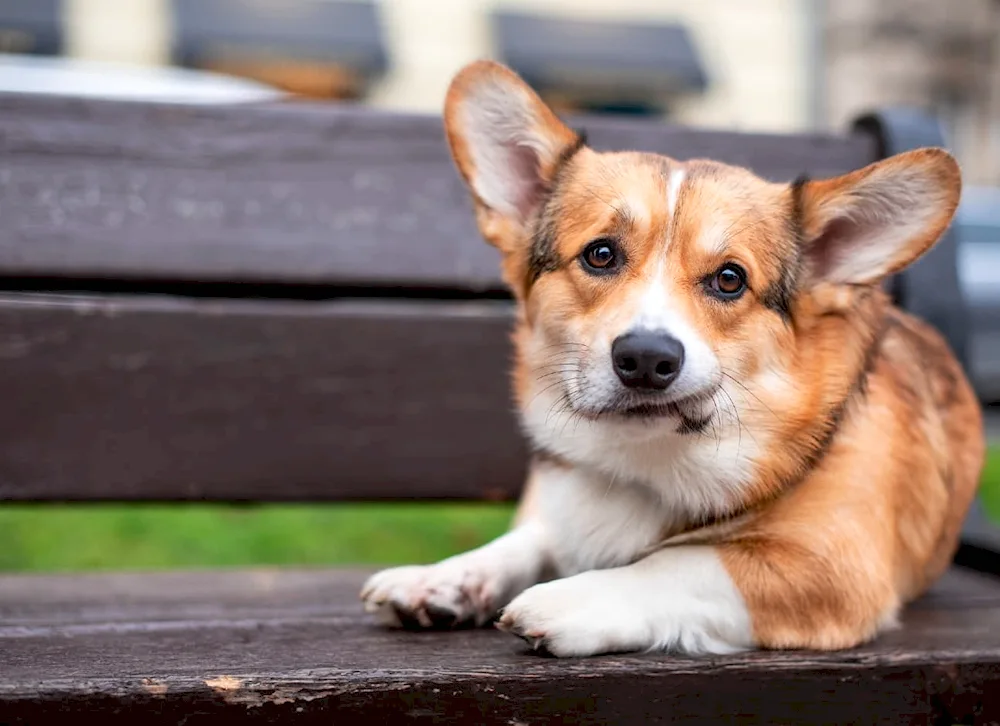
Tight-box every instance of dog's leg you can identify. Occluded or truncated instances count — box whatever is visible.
[360,472,550,628]
[360,523,547,628]
[499,526,902,657]
[498,545,755,656]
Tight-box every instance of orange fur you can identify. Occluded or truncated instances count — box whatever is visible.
[389,60,985,654]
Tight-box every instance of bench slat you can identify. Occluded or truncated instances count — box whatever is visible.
[0,94,877,292]
[2,566,999,723]
[0,293,524,501]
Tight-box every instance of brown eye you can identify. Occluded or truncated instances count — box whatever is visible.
[580,239,621,274]
[709,264,747,299]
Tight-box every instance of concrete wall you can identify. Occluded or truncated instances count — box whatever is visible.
[63,0,170,66]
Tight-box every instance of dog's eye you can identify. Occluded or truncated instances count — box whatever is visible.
[709,264,747,299]
[580,239,620,274]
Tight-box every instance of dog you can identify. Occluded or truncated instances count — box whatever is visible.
[360,60,985,657]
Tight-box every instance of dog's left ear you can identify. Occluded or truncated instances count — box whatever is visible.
[797,148,961,286]
[443,60,583,249]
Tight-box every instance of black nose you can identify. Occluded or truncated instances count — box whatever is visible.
[611,332,685,390]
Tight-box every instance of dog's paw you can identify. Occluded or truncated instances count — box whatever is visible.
[360,562,500,629]
[497,574,647,657]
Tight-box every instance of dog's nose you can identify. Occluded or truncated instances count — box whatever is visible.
[611,332,685,390]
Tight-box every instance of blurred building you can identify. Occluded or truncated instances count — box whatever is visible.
[1,0,999,182]
[0,0,818,133]
[823,0,1000,184]
[363,0,817,134]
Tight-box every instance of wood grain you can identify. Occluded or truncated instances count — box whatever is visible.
[2,566,999,724]
[0,293,524,501]
[0,93,877,292]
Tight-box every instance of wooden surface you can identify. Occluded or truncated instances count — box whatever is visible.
[2,566,999,724]
[0,293,524,501]
[2,89,993,725]
[0,93,877,292]
[0,93,882,502]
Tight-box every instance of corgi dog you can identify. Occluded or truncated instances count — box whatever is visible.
[360,60,985,657]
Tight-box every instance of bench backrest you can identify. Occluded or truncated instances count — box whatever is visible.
[0,95,962,502]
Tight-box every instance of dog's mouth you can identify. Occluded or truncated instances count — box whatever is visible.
[611,401,680,418]
[584,389,717,434]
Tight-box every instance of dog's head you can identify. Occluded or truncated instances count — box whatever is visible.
[443,60,961,453]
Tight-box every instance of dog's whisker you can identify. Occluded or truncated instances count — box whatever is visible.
[721,372,779,420]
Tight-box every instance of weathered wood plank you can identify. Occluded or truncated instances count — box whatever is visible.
[1,567,999,724]
[0,93,877,291]
[0,293,524,501]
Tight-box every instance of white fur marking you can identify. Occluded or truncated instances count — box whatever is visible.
[622,192,651,229]
[520,381,760,527]
[630,278,720,402]
[667,167,686,216]
[533,463,673,575]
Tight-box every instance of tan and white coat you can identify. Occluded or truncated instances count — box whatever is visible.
[361,61,984,657]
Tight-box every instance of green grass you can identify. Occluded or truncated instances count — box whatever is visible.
[0,503,513,573]
[981,447,1000,523]
[1,447,998,573]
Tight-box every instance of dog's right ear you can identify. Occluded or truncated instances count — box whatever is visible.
[444,61,584,250]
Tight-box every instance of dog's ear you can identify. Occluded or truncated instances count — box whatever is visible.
[796,148,961,286]
[444,60,584,249]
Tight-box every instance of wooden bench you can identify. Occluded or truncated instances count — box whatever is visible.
[1,93,998,724]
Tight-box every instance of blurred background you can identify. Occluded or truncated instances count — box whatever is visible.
[2,0,1000,157]
[1,0,998,572]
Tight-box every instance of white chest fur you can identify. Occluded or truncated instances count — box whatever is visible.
[532,462,669,575]
[522,384,761,576]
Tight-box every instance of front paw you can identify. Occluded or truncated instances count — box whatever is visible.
[497,575,646,657]
[360,562,500,629]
